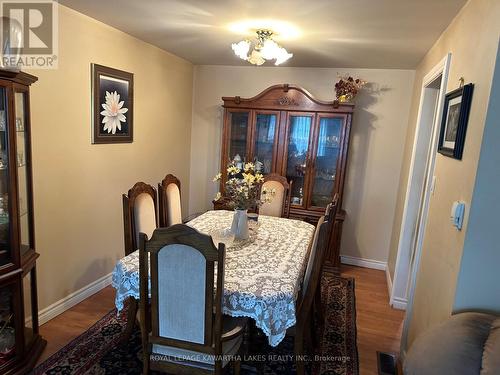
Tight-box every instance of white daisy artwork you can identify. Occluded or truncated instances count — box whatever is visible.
[92,64,133,144]
[101,91,128,134]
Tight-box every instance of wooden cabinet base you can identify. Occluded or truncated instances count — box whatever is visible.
[2,335,46,375]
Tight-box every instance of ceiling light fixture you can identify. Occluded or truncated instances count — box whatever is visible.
[231,29,293,66]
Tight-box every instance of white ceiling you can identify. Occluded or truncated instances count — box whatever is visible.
[59,0,467,69]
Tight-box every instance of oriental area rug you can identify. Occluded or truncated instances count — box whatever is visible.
[32,275,358,375]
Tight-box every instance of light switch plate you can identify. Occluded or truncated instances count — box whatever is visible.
[450,201,465,230]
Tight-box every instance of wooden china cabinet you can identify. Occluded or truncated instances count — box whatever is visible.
[216,84,354,273]
[0,70,46,374]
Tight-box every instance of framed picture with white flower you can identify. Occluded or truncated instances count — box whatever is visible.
[91,63,133,144]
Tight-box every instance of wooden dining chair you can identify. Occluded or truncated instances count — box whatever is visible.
[122,181,158,256]
[293,215,330,375]
[313,193,340,325]
[121,181,158,342]
[158,174,183,227]
[139,225,246,375]
[258,173,292,218]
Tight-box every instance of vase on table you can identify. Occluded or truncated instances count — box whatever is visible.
[231,209,249,240]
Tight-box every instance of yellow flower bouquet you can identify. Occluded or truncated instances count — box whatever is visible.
[213,161,275,211]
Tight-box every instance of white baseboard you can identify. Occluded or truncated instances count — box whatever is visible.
[36,272,113,326]
[390,296,407,310]
[340,255,387,271]
[386,267,393,296]
[386,267,408,310]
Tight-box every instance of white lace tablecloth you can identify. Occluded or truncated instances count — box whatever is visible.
[111,210,315,347]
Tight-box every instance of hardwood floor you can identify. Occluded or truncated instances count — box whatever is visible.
[37,287,116,364]
[342,265,405,375]
[36,265,405,373]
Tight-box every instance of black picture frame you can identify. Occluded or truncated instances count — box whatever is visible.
[91,63,134,144]
[438,83,474,160]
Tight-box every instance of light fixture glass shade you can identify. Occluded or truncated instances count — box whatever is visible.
[248,50,265,65]
[231,29,292,65]
[274,48,293,65]
[231,40,250,60]
[260,39,280,60]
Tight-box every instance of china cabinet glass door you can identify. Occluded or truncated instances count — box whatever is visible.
[309,116,343,208]
[253,112,278,174]
[284,114,314,208]
[228,111,250,162]
[14,91,32,255]
[0,87,11,267]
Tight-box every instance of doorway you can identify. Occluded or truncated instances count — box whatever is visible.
[390,54,451,312]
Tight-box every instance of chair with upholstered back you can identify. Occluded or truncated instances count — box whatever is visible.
[158,174,183,227]
[294,215,330,375]
[121,182,158,342]
[139,225,246,375]
[122,182,158,256]
[259,173,292,218]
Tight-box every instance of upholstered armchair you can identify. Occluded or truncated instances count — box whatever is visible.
[404,312,500,374]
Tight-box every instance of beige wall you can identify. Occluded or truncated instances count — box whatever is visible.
[27,5,193,310]
[385,0,500,346]
[189,66,415,263]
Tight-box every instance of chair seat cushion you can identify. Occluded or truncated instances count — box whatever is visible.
[151,315,245,368]
[404,312,500,375]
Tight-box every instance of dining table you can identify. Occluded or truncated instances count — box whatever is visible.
[111,210,315,347]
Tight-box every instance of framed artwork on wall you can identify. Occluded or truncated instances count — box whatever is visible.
[438,83,474,160]
[91,63,134,144]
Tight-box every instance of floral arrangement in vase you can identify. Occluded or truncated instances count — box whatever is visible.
[213,158,275,239]
[213,159,275,210]
[334,75,367,103]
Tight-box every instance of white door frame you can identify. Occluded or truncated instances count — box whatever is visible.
[390,54,451,310]
[396,53,451,358]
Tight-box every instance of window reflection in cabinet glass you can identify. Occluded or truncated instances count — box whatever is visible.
[311,117,342,207]
[229,112,249,161]
[286,116,312,206]
[0,87,10,266]
[254,114,276,174]
[15,92,31,254]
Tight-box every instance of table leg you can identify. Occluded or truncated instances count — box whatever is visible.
[120,298,138,343]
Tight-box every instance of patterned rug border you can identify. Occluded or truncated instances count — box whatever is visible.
[317,274,358,375]
[347,276,359,375]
